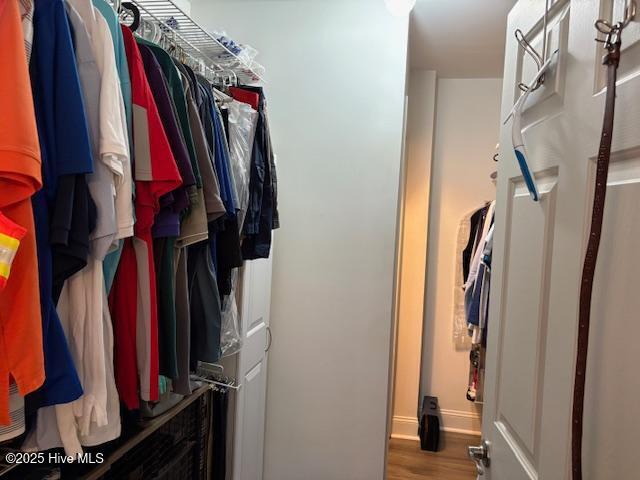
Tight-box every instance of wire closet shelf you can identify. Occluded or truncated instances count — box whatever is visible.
[112,0,264,84]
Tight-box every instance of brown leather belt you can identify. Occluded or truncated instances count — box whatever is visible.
[571,24,621,480]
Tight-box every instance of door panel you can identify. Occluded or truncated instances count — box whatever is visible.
[234,257,273,480]
[482,0,640,478]
[583,169,640,479]
[240,361,266,480]
[495,180,557,461]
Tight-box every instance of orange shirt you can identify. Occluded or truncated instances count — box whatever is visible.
[0,0,45,424]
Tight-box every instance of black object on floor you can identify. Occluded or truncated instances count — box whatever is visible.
[211,388,229,480]
[418,395,440,452]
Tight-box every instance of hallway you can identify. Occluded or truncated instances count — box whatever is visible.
[387,433,479,480]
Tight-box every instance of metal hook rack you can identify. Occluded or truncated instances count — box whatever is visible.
[515,0,551,92]
[194,362,242,391]
[111,0,264,84]
[118,3,218,82]
[595,0,637,50]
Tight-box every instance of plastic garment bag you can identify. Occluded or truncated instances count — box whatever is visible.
[220,269,241,357]
[227,100,258,231]
[453,211,473,350]
[219,100,258,358]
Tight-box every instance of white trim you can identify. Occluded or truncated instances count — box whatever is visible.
[391,415,420,441]
[391,433,421,441]
[441,426,482,436]
[391,410,482,439]
[439,408,481,419]
[439,408,482,436]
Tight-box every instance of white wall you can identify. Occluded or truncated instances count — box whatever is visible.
[391,70,436,440]
[190,2,409,479]
[172,0,191,15]
[420,78,502,435]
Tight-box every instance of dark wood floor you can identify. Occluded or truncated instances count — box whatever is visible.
[387,433,480,480]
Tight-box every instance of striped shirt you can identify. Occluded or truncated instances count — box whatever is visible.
[18,0,33,61]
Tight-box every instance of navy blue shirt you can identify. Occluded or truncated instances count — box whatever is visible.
[194,78,243,295]
[28,0,94,408]
[236,86,278,260]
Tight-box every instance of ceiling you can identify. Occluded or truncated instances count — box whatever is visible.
[409,0,517,77]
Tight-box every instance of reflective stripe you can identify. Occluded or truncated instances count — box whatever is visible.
[0,231,21,280]
[0,232,20,251]
[0,262,11,278]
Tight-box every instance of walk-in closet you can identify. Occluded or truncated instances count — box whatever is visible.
[1,1,638,479]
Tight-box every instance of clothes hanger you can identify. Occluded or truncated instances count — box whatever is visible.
[212,86,234,105]
[227,69,238,87]
[503,50,558,201]
[151,20,162,44]
[140,17,152,41]
[212,68,228,92]
[194,362,241,390]
[490,143,499,182]
[121,2,141,32]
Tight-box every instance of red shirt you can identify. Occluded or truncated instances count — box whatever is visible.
[112,26,182,408]
[229,86,259,111]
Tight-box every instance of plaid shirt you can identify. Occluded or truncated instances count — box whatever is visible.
[19,0,33,62]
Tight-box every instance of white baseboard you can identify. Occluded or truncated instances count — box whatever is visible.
[391,409,481,440]
[439,408,481,436]
[391,415,420,441]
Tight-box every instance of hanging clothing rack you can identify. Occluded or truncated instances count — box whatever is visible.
[117,4,216,82]
[110,0,264,84]
[193,362,242,391]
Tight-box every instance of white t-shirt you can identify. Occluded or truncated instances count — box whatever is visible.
[65,0,133,242]
[26,3,128,457]
[93,8,133,241]
[24,277,120,456]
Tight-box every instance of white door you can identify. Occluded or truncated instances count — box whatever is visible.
[478,0,640,478]
[233,257,273,480]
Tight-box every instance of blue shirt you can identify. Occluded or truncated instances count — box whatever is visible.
[209,92,237,215]
[196,82,237,275]
[29,0,94,407]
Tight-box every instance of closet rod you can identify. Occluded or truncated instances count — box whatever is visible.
[122,6,222,82]
[196,377,242,391]
[110,0,264,84]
